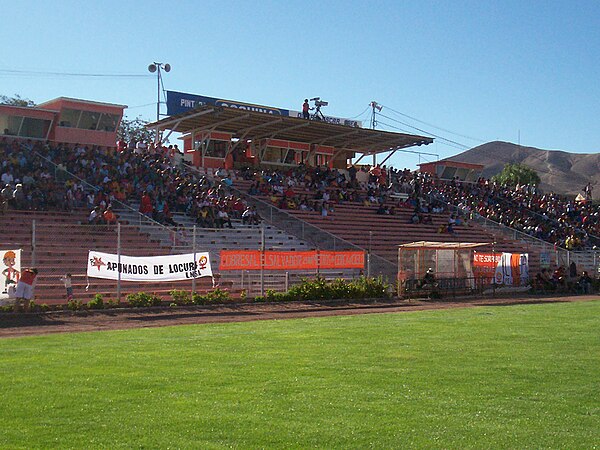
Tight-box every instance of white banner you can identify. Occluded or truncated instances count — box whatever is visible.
[494,253,529,286]
[87,251,212,282]
[1,249,21,301]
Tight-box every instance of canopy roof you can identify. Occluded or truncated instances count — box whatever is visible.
[148,104,433,155]
[398,241,489,249]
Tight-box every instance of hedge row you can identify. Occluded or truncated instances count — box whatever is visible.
[0,277,391,313]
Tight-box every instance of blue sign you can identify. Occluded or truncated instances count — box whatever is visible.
[166,91,289,117]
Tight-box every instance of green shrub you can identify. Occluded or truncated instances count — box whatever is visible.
[254,276,391,302]
[29,301,50,313]
[104,298,119,309]
[66,299,83,311]
[169,289,192,304]
[87,294,105,310]
[191,291,206,305]
[192,288,232,305]
[126,292,162,308]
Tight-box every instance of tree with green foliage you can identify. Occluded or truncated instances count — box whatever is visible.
[0,94,36,107]
[117,116,156,144]
[492,162,540,187]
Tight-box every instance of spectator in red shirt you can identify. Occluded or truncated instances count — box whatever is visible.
[103,206,118,225]
[302,99,310,119]
[139,192,153,216]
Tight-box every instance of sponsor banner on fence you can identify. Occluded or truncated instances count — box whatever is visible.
[87,251,212,282]
[472,252,502,278]
[219,250,365,271]
[1,249,21,300]
[473,252,529,286]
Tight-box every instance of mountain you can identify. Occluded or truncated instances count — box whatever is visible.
[445,141,600,196]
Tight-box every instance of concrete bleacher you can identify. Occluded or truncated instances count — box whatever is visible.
[112,204,363,291]
[117,204,314,264]
[230,177,542,277]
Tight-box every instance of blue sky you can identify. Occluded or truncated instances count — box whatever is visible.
[2,0,599,169]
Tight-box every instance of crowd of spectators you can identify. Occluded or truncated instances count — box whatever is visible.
[2,135,599,251]
[239,164,427,212]
[534,262,595,294]
[422,177,599,250]
[236,162,599,249]
[0,136,254,232]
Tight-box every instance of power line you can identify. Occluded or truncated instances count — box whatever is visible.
[377,112,470,150]
[380,103,485,143]
[0,69,151,78]
[126,102,157,109]
[376,120,467,152]
[348,105,371,119]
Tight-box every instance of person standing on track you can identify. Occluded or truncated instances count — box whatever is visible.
[60,273,73,301]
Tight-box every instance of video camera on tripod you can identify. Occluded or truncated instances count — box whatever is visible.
[310,97,328,120]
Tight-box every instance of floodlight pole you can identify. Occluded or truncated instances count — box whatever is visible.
[156,65,161,124]
[148,62,171,144]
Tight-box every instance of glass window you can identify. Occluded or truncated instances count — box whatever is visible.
[283,148,295,164]
[455,167,469,180]
[0,114,23,135]
[97,113,119,132]
[59,108,80,128]
[295,150,307,164]
[317,154,330,167]
[205,140,227,158]
[79,111,100,131]
[19,117,51,138]
[263,146,281,163]
[440,167,457,180]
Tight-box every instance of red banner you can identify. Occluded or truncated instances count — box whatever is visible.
[219,250,365,271]
[473,252,501,278]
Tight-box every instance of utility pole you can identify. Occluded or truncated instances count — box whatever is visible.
[370,101,382,166]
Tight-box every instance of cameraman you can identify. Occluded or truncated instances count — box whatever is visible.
[302,99,311,120]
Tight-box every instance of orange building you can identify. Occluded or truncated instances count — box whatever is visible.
[0,97,126,148]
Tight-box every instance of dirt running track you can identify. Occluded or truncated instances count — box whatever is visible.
[0,295,597,338]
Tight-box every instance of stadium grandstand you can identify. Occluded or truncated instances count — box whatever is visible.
[0,93,598,307]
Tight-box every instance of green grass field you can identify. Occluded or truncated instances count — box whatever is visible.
[1,300,599,449]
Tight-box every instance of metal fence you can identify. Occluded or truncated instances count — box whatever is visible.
[398,276,499,299]
[4,219,365,305]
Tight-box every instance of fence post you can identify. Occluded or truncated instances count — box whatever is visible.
[31,220,36,267]
[316,250,320,277]
[367,231,372,277]
[260,223,265,297]
[117,223,121,303]
[192,225,196,296]
[285,271,289,291]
